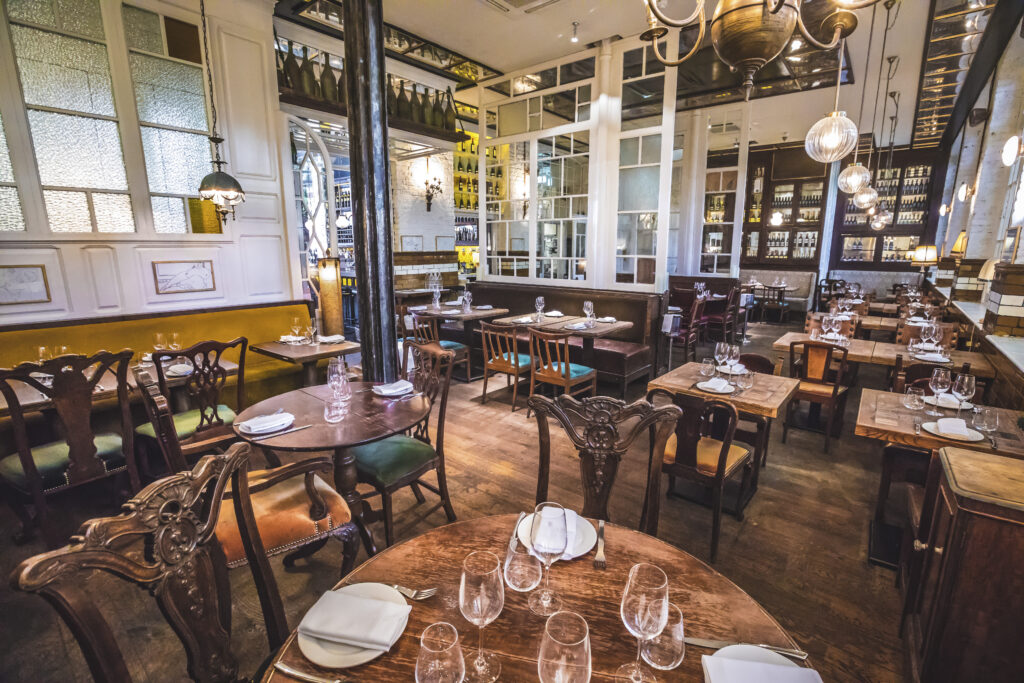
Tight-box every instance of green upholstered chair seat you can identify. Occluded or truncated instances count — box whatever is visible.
[549,362,593,379]
[439,340,466,352]
[351,435,437,487]
[488,352,531,367]
[0,434,124,492]
[135,405,236,440]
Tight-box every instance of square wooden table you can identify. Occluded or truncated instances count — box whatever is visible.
[772,331,877,365]
[412,305,510,380]
[491,313,634,369]
[869,302,900,316]
[251,340,361,387]
[859,315,899,332]
[869,342,995,379]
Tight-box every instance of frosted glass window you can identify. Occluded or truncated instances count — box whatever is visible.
[140,127,211,195]
[11,26,115,116]
[123,5,164,54]
[129,53,207,130]
[44,190,92,232]
[93,193,135,232]
[6,0,56,28]
[151,195,187,233]
[618,167,660,211]
[0,114,14,183]
[0,188,26,232]
[29,110,128,190]
[57,0,105,39]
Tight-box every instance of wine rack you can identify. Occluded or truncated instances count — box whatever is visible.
[841,236,877,263]
[880,234,919,263]
[701,168,737,273]
[765,230,790,259]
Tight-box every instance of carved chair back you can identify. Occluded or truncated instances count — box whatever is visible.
[530,329,577,381]
[0,350,137,492]
[10,444,287,683]
[648,390,739,484]
[408,313,441,345]
[791,340,847,388]
[403,341,455,456]
[133,366,191,473]
[153,338,246,436]
[480,321,522,374]
[527,395,680,534]
[738,353,775,375]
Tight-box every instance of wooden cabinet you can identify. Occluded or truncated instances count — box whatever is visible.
[903,447,1024,682]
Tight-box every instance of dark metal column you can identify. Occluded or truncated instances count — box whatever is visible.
[342,0,397,383]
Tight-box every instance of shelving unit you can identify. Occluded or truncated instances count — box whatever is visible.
[454,130,480,276]
[700,167,737,274]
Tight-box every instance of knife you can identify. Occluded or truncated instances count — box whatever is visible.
[273,661,348,683]
[683,636,808,661]
[250,424,313,441]
[510,511,527,551]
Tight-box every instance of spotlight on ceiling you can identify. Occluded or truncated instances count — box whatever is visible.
[570,21,579,43]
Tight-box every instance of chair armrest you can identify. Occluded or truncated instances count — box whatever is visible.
[246,457,333,495]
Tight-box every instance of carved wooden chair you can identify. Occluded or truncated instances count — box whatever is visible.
[133,367,359,576]
[527,329,597,418]
[480,321,531,411]
[759,285,789,323]
[409,312,470,383]
[10,444,292,683]
[665,294,705,369]
[350,341,457,547]
[527,394,680,535]
[646,389,752,562]
[138,338,247,467]
[783,341,849,453]
[896,320,959,348]
[0,350,136,548]
[702,287,740,342]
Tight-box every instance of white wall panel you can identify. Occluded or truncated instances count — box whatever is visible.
[239,235,287,297]
[0,247,68,319]
[82,245,122,312]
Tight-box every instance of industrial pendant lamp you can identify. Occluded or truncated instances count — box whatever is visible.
[639,0,880,101]
[197,0,245,221]
[805,37,858,163]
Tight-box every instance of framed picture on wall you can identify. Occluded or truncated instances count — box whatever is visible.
[152,260,216,295]
[401,235,424,252]
[435,236,456,251]
[0,265,51,305]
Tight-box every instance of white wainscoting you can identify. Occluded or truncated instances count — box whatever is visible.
[0,247,69,320]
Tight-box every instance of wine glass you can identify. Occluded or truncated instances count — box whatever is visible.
[951,374,975,419]
[927,368,951,417]
[154,332,166,351]
[727,345,741,374]
[641,603,685,671]
[416,622,466,683]
[616,563,669,683]
[463,290,473,314]
[503,536,542,593]
[713,342,728,375]
[529,502,568,616]
[459,551,504,683]
[583,300,595,327]
[290,316,302,337]
[169,332,181,351]
[535,296,546,322]
[305,322,318,345]
[538,611,591,683]
[699,358,715,378]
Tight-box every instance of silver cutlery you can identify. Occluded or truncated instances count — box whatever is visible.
[510,511,526,551]
[683,636,808,661]
[593,519,606,570]
[388,391,423,403]
[273,661,349,683]
[389,584,437,600]
[250,424,313,441]
[914,417,922,435]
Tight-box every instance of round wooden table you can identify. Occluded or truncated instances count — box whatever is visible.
[234,382,430,555]
[263,514,805,682]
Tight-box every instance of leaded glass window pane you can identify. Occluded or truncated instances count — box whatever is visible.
[151,195,186,233]
[28,110,128,190]
[122,5,164,54]
[0,113,14,183]
[57,0,105,39]
[44,190,92,232]
[140,126,211,195]
[11,25,115,116]
[129,53,207,130]
[0,188,26,232]
[93,192,135,232]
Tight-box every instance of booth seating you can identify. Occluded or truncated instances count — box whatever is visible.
[668,275,737,296]
[467,282,662,397]
[739,269,816,312]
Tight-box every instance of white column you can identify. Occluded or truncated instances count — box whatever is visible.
[937,132,962,256]
[592,39,616,290]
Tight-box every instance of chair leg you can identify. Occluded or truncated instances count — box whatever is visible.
[736,464,753,522]
[782,402,792,444]
[592,376,598,398]
[527,371,536,418]
[710,486,723,563]
[464,355,471,384]
[282,537,329,568]
[339,523,360,577]
[382,489,395,547]
[436,466,457,523]
[510,371,520,412]
[666,474,676,497]
[824,404,835,454]
[410,481,427,504]
[667,340,673,370]
[480,366,489,404]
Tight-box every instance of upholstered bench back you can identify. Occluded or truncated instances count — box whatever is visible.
[739,269,817,311]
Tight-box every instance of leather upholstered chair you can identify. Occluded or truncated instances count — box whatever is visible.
[783,340,849,453]
[409,312,470,383]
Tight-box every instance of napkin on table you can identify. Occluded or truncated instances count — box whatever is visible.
[298,590,411,652]
[476,304,493,310]
[527,508,578,561]
[702,656,822,683]
[566,322,588,331]
[408,305,427,311]
[516,316,534,323]
[915,352,948,363]
[317,334,345,344]
[373,379,413,396]
[279,334,304,343]
[931,394,960,409]
[718,363,745,374]
[239,412,294,433]
[546,310,564,317]
[701,377,731,392]
[936,417,970,438]
[165,363,193,377]
[596,316,616,323]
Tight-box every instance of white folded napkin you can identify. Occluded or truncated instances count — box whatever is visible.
[915,352,949,363]
[702,655,822,683]
[476,304,493,310]
[929,394,961,409]
[822,333,843,341]
[717,364,746,375]
[528,508,578,561]
[936,417,969,438]
[446,297,463,305]
[661,314,678,334]
[516,316,534,323]
[915,342,938,352]
[833,315,851,321]
[713,293,726,298]
[565,322,588,331]
[408,305,427,311]
[372,379,413,396]
[545,310,564,317]
[849,299,864,304]
[667,305,682,313]
[298,590,411,652]
[279,334,304,343]
[165,363,193,377]
[318,334,345,343]
[701,377,731,392]
[239,412,294,434]
[596,316,616,323]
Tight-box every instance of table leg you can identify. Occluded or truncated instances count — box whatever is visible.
[333,446,378,556]
[582,336,596,368]
[302,360,319,387]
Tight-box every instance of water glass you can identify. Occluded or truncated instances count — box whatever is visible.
[416,622,465,683]
[903,387,925,412]
[529,502,568,616]
[975,407,998,440]
[641,603,685,671]
[433,289,442,310]
[583,300,595,327]
[927,368,951,417]
[538,611,591,683]
[699,358,716,378]
[810,328,821,342]
[169,332,181,351]
[616,563,669,683]
[503,536,542,593]
[735,370,754,393]
[327,357,347,396]
[463,290,473,314]
[460,551,504,683]
[951,374,975,418]
[37,346,50,363]
[535,296,546,322]
[154,332,167,352]
[323,396,347,423]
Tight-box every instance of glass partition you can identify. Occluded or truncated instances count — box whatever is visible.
[616,132,660,284]
[485,141,530,277]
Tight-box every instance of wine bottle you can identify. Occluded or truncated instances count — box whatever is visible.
[298,46,319,99]
[283,40,301,91]
[410,85,423,124]
[443,90,456,131]
[432,90,444,131]
[320,52,338,103]
[396,81,411,120]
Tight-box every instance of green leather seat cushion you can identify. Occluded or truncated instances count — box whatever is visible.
[439,340,466,352]
[135,405,236,439]
[550,362,593,378]
[488,352,531,367]
[351,435,437,487]
[0,434,124,492]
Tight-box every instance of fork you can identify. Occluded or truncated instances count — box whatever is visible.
[593,520,606,570]
[389,584,437,600]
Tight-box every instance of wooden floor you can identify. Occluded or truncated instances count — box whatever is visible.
[0,320,907,682]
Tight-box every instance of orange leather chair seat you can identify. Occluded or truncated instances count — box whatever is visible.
[796,381,847,398]
[663,434,751,476]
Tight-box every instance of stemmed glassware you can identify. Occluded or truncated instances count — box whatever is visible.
[463,290,473,314]
[927,368,951,417]
[529,502,568,616]
[535,296,546,322]
[951,374,976,419]
[503,536,542,593]
[538,611,591,683]
[305,322,318,345]
[641,603,685,672]
[416,622,466,683]
[727,345,741,374]
[616,563,669,683]
[459,551,504,683]
[290,316,302,337]
[583,300,595,328]
[169,332,181,351]
[324,357,351,423]
[713,342,728,376]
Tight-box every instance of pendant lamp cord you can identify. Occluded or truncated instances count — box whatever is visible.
[199,0,221,164]
[865,1,896,175]
[852,4,877,164]
[832,37,845,113]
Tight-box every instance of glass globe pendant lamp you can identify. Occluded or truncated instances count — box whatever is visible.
[853,185,878,210]
[870,215,886,231]
[838,161,871,193]
[806,111,859,163]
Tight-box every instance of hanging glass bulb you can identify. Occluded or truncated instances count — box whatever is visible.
[876,208,893,225]
[805,111,859,163]
[853,185,879,210]
[867,205,877,216]
[870,215,887,231]
[837,162,871,194]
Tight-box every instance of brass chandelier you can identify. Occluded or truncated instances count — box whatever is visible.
[639,0,885,101]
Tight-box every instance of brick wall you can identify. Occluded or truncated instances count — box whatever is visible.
[983,262,1024,336]
[952,258,987,302]
[391,152,456,253]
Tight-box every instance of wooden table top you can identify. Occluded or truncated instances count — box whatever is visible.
[410,305,509,321]
[251,340,361,364]
[233,382,429,451]
[869,342,995,378]
[859,315,899,332]
[492,314,634,338]
[854,389,1024,457]
[262,514,806,682]
[772,332,877,363]
[868,302,900,316]
[647,362,799,419]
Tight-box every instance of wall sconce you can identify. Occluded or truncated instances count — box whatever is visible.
[424,177,443,211]
[1002,134,1023,167]
[957,182,973,203]
[938,203,949,217]
[317,256,344,336]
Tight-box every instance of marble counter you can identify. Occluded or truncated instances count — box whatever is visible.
[988,336,1024,375]
[953,300,987,330]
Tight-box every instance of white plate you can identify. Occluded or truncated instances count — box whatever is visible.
[297,583,408,669]
[165,363,193,377]
[922,422,985,442]
[515,316,534,323]
[711,644,797,668]
[923,396,973,410]
[238,413,295,435]
[564,323,588,331]
[516,513,597,560]
[716,365,747,375]
[697,381,735,394]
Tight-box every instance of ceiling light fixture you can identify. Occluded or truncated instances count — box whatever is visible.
[570,21,579,43]
[838,3,878,194]
[790,38,803,51]
[805,36,857,164]
[639,0,880,101]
